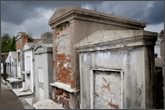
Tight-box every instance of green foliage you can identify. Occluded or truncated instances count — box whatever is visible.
[28,36,34,42]
[1,34,16,52]
[27,32,33,42]
[0,32,34,52]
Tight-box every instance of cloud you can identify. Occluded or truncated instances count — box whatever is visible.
[1,8,54,37]
[1,1,164,37]
[1,1,101,25]
[145,22,164,33]
[1,1,40,25]
[1,1,163,25]
[146,1,164,24]
[1,21,24,36]
[81,1,100,10]
[97,1,164,24]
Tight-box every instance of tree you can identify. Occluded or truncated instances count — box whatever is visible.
[27,32,33,42]
[1,34,16,53]
[10,36,16,51]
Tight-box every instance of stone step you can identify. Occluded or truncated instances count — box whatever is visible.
[33,99,64,109]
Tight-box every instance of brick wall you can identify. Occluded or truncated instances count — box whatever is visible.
[16,32,29,50]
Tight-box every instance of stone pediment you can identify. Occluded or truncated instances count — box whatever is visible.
[49,7,146,30]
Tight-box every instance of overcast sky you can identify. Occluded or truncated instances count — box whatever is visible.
[1,0,164,38]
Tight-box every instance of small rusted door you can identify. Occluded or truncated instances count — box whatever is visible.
[93,70,123,109]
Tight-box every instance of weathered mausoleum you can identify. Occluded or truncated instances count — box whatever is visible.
[34,32,53,100]
[48,7,153,109]
[75,30,157,109]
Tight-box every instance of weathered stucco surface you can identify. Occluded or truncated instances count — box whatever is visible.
[79,48,146,109]
[34,44,53,100]
[22,43,38,94]
[76,30,157,109]
[94,70,122,109]
[16,32,29,78]
[49,7,147,109]
[23,48,34,92]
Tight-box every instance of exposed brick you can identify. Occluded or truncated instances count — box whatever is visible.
[55,53,73,85]
[70,80,76,88]
[16,32,29,50]
[54,89,71,109]
[52,21,77,109]
[57,54,66,61]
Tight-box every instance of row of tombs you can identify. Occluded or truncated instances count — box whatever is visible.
[1,7,164,109]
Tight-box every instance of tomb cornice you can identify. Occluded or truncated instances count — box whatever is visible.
[75,30,157,52]
[49,8,146,30]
